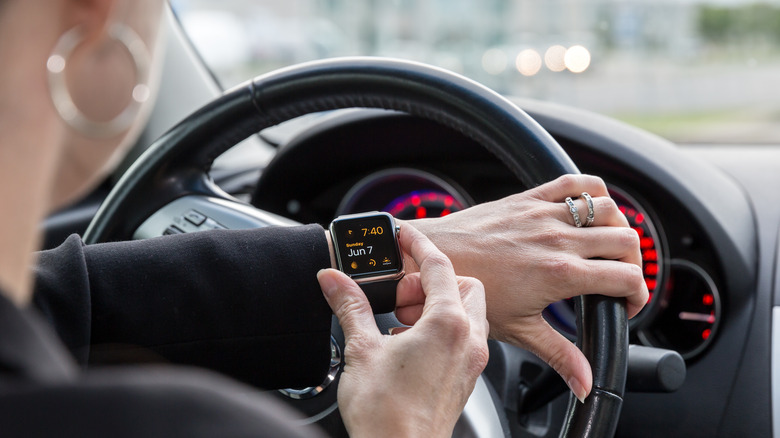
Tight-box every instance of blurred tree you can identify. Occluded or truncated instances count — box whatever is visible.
[699,4,780,45]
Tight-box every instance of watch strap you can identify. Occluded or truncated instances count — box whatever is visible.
[359,278,400,314]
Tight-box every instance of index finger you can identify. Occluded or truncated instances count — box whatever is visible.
[399,224,460,309]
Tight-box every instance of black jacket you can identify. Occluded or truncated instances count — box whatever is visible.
[0,225,333,437]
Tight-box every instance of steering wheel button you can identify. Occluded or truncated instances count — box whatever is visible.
[202,219,226,230]
[184,210,207,226]
[163,225,185,235]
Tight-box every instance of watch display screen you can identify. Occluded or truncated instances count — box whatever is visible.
[331,213,401,279]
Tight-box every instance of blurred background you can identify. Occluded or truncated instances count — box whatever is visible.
[171,0,780,144]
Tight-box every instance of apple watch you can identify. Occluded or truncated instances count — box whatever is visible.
[329,211,404,313]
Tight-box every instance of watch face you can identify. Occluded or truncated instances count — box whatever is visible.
[331,213,401,279]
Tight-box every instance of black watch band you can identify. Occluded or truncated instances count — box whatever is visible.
[359,279,400,314]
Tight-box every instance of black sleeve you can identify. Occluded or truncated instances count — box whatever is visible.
[0,293,326,438]
[32,225,333,390]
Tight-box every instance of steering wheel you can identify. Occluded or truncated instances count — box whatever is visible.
[84,57,628,437]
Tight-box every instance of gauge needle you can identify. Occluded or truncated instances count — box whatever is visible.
[678,312,716,324]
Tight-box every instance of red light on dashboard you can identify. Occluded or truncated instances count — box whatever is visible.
[383,190,465,220]
[702,329,711,340]
[640,237,654,249]
[645,278,657,290]
[643,249,658,261]
[619,205,627,215]
[635,213,645,224]
[703,294,714,306]
[644,263,658,276]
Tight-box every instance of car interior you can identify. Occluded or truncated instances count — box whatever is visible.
[40,4,780,438]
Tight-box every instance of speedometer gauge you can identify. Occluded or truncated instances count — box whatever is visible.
[385,190,465,219]
[336,168,473,219]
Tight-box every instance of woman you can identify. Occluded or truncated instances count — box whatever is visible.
[0,0,647,436]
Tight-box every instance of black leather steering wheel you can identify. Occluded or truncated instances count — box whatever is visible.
[84,57,628,437]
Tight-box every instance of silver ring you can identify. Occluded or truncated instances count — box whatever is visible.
[565,197,582,227]
[582,192,595,227]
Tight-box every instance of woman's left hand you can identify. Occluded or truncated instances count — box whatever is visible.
[405,174,648,402]
[317,224,489,438]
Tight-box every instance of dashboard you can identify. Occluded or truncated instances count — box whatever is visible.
[249,102,760,437]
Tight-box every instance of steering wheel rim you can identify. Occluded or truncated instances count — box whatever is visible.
[84,57,627,437]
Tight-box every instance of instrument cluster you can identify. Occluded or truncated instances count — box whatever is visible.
[338,167,721,360]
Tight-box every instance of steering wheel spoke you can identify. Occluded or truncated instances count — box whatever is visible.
[133,195,300,239]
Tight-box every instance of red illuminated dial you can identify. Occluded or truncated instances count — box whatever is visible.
[384,190,465,219]
[609,186,665,315]
[336,168,473,219]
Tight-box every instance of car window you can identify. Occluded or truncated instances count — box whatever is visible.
[171,0,780,144]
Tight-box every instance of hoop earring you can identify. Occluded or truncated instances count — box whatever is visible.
[47,24,151,138]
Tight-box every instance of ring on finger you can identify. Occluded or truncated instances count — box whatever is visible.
[565,197,582,228]
[582,192,595,227]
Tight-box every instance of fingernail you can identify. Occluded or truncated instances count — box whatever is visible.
[567,377,587,404]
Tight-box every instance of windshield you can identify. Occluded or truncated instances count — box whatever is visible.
[171,0,780,144]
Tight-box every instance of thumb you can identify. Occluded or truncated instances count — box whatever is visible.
[520,317,593,403]
[317,269,381,345]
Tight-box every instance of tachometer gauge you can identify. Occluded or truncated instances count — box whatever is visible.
[609,186,667,323]
[546,185,668,336]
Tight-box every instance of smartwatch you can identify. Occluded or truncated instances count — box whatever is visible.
[329,211,405,313]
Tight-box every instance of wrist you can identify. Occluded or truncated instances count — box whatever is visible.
[403,216,463,273]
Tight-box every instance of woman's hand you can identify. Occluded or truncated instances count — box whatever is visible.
[406,174,648,402]
[317,224,489,438]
